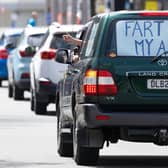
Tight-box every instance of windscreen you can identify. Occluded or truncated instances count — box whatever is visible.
[116,20,168,56]
[27,34,45,47]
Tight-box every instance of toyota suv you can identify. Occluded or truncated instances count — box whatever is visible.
[55,11,168,165]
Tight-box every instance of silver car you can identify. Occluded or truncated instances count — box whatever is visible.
[7,26,47,100]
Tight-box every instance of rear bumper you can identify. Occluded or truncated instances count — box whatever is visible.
[15,80,30,91]
[36,80,56,103]
[76,104,168,128]
[0,75,7,80]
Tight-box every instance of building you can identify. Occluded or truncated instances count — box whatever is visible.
[0,0,46,27]
[48,0,91,24]
[48,0,168,25]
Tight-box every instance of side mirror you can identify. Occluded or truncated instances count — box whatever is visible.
[5,43,15,49]
[25,46,36,56]
[55,49,69,64]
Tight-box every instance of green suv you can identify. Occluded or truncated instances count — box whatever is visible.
[55,11,168,165]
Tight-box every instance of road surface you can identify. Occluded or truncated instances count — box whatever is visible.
[0,81,168,168]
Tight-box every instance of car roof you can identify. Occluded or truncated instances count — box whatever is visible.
[90,10,168,21]
[2,28,23,36]
[49,24,84,34]
[107,10,168,18]
[24,26,48,36]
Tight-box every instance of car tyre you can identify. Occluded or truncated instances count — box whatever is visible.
[34,94,47,115]
[13,84,24,100]
[8,83,13,98]
[57,103,73,157]
[30,89,34,111]
[73,113,99,165]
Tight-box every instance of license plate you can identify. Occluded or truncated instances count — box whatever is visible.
[147,79,168,89]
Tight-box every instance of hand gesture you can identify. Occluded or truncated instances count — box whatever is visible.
[63,34,73,43]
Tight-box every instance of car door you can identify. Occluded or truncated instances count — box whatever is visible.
[61,21,94,115]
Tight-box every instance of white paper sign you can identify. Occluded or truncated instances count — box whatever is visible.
[116,20,168,56]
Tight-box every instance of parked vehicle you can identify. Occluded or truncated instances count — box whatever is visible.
[30,23,83,115]
[0,28,22,86]
[7,26,47,100]
[55,11,168,165]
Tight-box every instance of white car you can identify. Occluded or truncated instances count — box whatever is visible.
[30,23,83,115]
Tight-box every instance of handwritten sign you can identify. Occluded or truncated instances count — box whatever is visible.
[116,20,168,56]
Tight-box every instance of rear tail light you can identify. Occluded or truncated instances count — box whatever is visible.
[19,50,33,57]
[40,81,52,85]
[40,49,56,60]
[21,73,30,79]
[84,70,97,95]
[39,78,52,85]
[0,48,8,59]
[19,50,26,57]
[98,70,118,95]
[83,69,118,96]
[140,12,168,17]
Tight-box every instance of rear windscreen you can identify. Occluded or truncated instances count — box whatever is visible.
[28,34,45,47]
[6,34,20,46]
[116,20,168,56]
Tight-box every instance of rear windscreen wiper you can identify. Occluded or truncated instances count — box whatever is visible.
[151,51,168,63]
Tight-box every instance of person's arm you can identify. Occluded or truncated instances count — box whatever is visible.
[63,34,82,46]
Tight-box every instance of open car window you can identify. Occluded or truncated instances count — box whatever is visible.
[50,33,76,49]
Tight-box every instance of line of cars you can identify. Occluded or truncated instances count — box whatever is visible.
[2,10,168,166]
[1,23,83,116]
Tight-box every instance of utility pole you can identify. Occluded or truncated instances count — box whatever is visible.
[90,0,96,16]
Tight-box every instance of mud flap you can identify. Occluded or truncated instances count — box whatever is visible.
[77,128,104,148]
